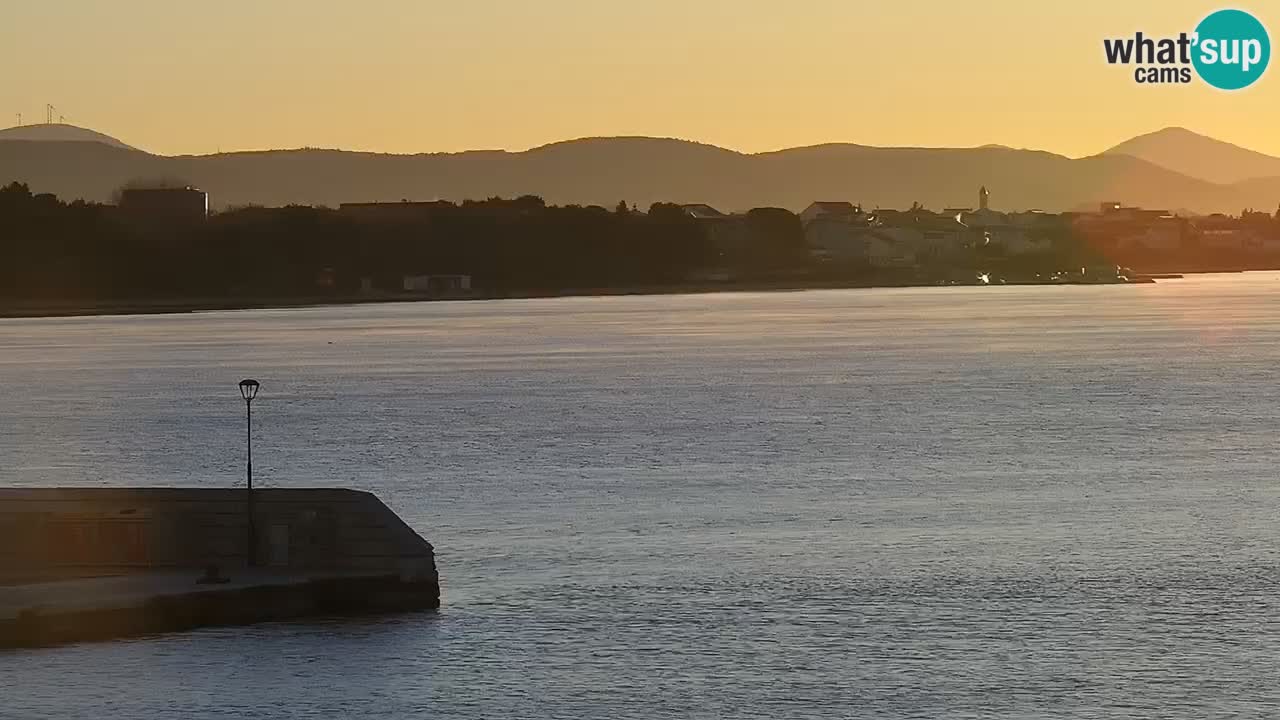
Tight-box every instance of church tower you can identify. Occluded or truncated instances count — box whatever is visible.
[979,185,990,211]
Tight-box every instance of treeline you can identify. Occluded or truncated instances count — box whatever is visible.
[1,185,798,302]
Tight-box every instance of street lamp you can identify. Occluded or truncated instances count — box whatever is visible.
[238,379,260,567]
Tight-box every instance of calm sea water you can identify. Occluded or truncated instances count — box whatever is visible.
[3,275,1280,719]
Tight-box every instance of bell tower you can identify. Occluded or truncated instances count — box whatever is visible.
[979,185,990,211]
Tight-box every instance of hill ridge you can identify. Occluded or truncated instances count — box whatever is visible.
[1103,126,1280,185]
[3,129,1278,215]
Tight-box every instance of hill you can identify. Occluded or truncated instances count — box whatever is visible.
[0,130,1270,214]
[0,123,134,151]
[1104,127,1280,185]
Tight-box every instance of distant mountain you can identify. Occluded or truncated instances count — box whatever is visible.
[0,129,1273,215]
[0,123,134,151]
[1104,127,1280,185]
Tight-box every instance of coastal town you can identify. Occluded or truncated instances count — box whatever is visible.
[6,179,1280,315]
[686,187,1280,282]
[123,182,1280,278]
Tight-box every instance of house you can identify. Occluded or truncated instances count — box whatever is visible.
[339,200,453,223]
[917,228,969,261]
[805,215,871,262]
[1198,229,1252,252]
[862,229,916,268]
[118,186,208,224]
[1096,203,1172,223]
[682,205,749,257]
[681,204,727,220]
[1194,215,1253,252]
[801,201,862,226]
[966,208,1058,255]
[315,268,337,290]
[1254,235,1280,253]
[962,207,1007,228]
[987,227,1051,255]
[1124,218,1183,252]
[878,211,974,262]
[1073,203,1181,254]
[1007,210,1051,227]
[403,274,472,293]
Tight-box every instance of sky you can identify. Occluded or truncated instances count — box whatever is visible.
[2,0,1279,158]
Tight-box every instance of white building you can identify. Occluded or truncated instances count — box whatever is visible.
[805,215,872,262]
[1117,222,1182,252]
[1199,229,1251,252]
[863,230,916,268]
[986,227,1051,255]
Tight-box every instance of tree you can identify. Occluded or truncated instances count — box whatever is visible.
[741,207,806,275]
[647,202,686,220]
[1,181,31,197]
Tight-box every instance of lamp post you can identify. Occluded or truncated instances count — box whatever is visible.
[238,379,260,567]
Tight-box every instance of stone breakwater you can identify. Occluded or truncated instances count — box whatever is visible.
[0,488,439,648]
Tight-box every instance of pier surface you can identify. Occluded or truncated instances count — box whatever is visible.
[0,488,439,648]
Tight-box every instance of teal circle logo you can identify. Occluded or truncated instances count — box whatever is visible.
[1193,9,1270,90]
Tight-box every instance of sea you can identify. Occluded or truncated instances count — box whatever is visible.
[2,274,1279,718]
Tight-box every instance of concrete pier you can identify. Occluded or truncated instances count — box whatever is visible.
[0,488,439,648]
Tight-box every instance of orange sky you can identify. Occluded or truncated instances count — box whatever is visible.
[2,0,1278,157]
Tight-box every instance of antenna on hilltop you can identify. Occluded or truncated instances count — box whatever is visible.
[46,104,58,124]
[14,113,20,127]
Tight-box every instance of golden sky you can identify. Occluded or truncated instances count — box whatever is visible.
[2,0,1277,157]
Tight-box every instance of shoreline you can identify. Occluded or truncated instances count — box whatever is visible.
[0,272,1219,320]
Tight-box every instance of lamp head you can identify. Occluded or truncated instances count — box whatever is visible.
[238,379,260,401]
